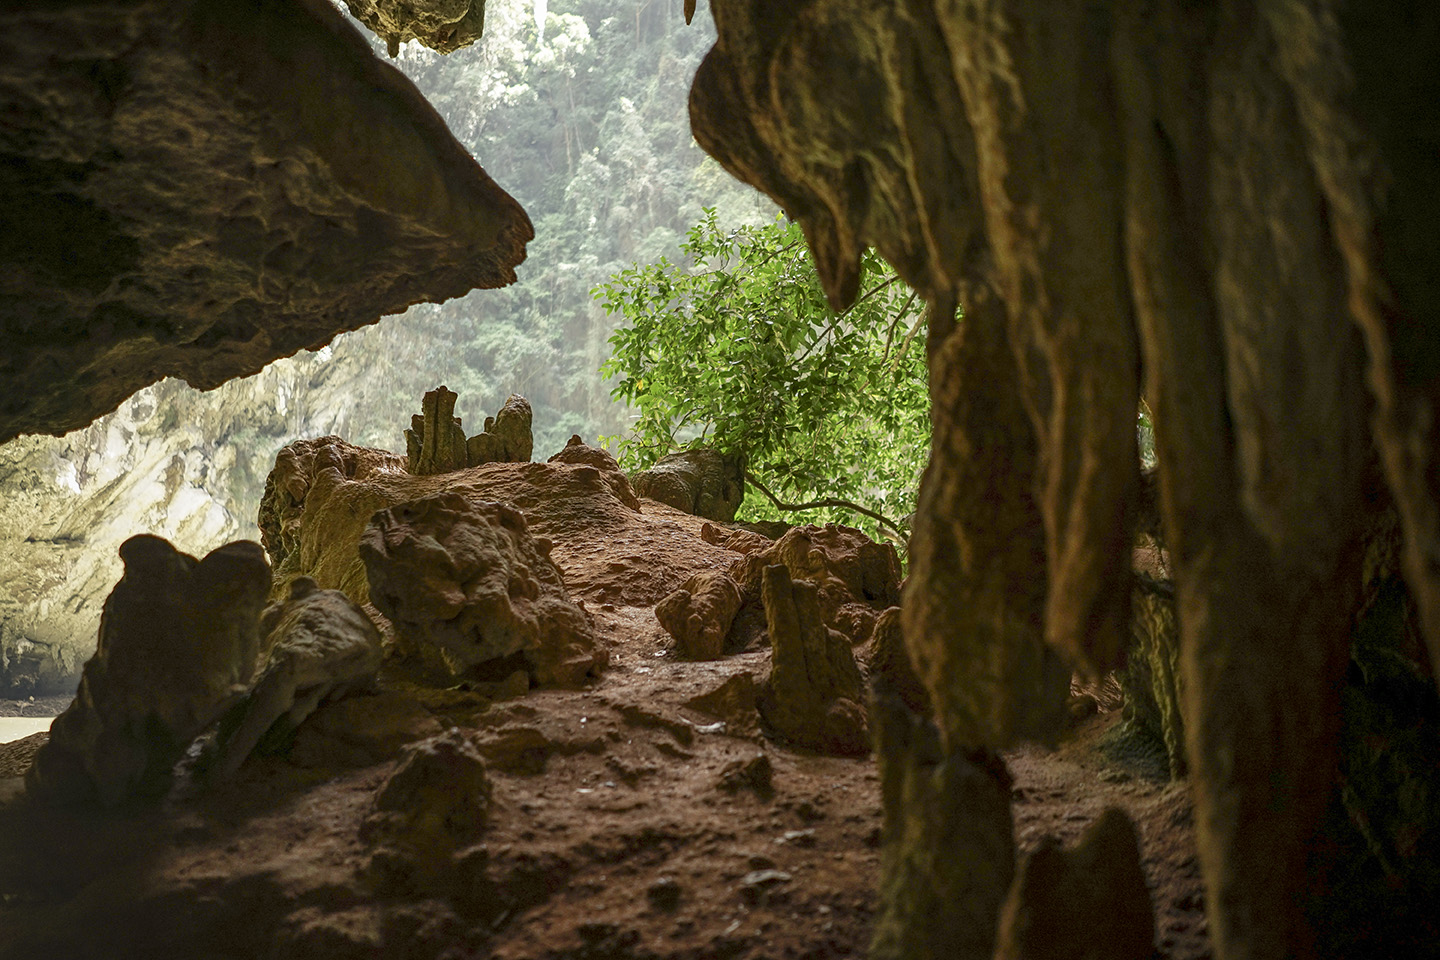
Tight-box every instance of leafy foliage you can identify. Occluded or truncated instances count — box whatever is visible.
[596,211,930,542]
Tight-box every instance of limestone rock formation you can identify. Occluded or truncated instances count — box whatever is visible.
[1121,574,1185,779]
[405,387,534,475]
[208,577,384,780]
[858,607,930,718]
[0,0,532,445]
[689,3,1440,955]
[654,571,743,661]
[729,523,903,651]
[360,492,604,688]
[548,435,642,510]
[755,564,868,755]
[631,449,745,522]
[26,536,271,806]
[868,688,1014,960]
[994,808,1156,960]
[343,0,485,57]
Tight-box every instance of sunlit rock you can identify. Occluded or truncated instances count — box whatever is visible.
[360,492,604,688]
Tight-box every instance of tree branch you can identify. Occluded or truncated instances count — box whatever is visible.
[744,470,905,539]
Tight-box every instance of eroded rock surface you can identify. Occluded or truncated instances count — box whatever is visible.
[632,449,745,522]
[0,0,532,444]
[654,571,743,661]
[344,0,486,57]
[209,577,384,780]
[755,564,867,755]
[361,493,603,688]
[26,536,271,806]
[548,436,642,510]
[405,387,533,475]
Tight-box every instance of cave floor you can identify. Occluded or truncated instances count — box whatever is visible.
[0,648,1207,960]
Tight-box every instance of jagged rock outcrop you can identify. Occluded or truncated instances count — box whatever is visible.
[208,577,384,780]
[729,523,903,651]
[692,3,1440,956]
[26,536,271,806]
[344,0,486,57]
[360,493,603,688]
[632,449,745,522]
[755,564,868,755]
[548,436,642,510]
[994,808,1155,960]
[0,0,532,445]
[405,387,533,475]
[654,571,744,661]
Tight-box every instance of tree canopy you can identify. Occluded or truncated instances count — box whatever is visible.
[595,211,931,543]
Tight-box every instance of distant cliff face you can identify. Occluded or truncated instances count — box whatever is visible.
[0,345,394,696]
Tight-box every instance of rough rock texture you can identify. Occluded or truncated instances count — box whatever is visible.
[994,807,1156,960]
[691,3,1440,957]
[654,571,744,661]
[858,607,929,718]
[26,536,271,806]
[360,493,603,688]
[405,387,533,475]
[209,577,384,780]
[360,729,491,888]
[548,435,643,510]
[729,522,904,652]
[1120,574,1185,780]
[868,688,1014,960]
[0,0,532,444]
[344,0,486,57]
[631,449,745,522]
[755,565,868,756]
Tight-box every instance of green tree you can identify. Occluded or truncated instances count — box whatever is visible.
[596,211,930,543]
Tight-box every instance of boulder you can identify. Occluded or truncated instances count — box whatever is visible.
[208,577,385,780]
[654,571,744,661]
[360,492,604,688]
[632,449,745,522]
[27,536,271,806]
[0,0,531,444]
[994,808,1155,960]
[755,564,868,755]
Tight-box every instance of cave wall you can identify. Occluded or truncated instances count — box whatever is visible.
[689,1,1439,958]
[0,0,532,444]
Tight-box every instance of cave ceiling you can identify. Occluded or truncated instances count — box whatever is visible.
[0,0,532,445]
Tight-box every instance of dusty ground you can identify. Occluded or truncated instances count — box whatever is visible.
[0,486,1209,960]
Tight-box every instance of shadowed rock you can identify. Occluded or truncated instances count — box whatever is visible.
[654,571,743,661]
[632,448,745,522]
[0,0,532,444]
[405,388,533,475]
[858,607,929,718]
[360,492,604,688]
[26,536,271,806]
[755,564,868,755]
[994,808,1155,960]
[208,577,384,780]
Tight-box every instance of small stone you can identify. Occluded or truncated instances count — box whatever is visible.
[738,869,792,906]
[776,829,817,848]
[647,876,683,912]
[718,753,774,799]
